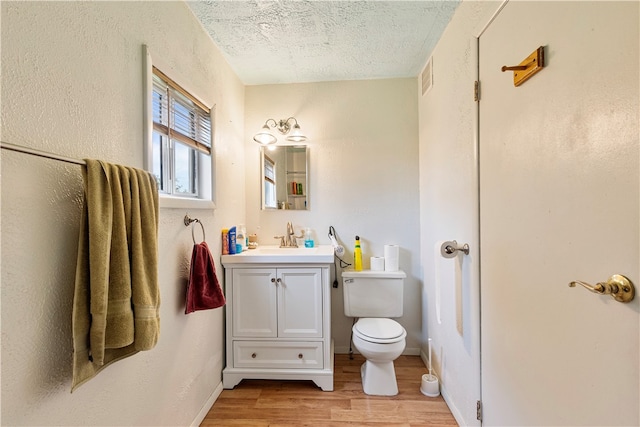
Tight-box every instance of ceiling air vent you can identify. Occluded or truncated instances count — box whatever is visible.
[421,56,433,96]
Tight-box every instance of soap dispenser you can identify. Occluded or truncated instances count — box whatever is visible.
[304,228,314,248]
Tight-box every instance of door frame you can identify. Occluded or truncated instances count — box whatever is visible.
[472,1,510,422]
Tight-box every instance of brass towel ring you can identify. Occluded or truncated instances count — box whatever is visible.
[184,214,206,244]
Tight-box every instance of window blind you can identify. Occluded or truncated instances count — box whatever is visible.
[264,154,275,184]
[152,67,211,155]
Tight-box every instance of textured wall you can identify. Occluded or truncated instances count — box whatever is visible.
[244,79,422,355]
[1,2,245,425]
[417,1,502,426]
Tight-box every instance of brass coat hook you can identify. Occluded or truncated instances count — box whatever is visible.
[501,65,528,72]
[501,46,545,87]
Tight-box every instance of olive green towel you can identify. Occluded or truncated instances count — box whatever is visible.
[71,160,159,392]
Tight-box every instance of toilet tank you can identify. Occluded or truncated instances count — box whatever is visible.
[342,270,406,317]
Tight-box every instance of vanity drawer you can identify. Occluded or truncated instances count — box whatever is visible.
[233,341,323,369]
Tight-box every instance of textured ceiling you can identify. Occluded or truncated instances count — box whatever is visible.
[187,1,460,85]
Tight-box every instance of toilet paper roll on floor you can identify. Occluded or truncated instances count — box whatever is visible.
[384,244,399,272]
[370,256,385,271]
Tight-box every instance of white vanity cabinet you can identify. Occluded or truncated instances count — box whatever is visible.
[221,250,334,391]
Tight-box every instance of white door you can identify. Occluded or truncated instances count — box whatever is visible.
[277,268,323,338]
[479,2,639,425]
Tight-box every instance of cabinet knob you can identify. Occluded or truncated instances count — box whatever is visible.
[298,353,303,359]
[270,278,276,283]
[251,353,257,359]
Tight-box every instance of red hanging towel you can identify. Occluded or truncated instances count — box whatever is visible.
[185,241,225,314]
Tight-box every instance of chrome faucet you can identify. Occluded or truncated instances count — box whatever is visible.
[275,222,301,247]
[286,222,296,247]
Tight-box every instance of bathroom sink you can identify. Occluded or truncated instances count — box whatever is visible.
[221,245,334,265]
[256,246,322,255]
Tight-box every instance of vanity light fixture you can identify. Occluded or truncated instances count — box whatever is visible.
[253,117,308,145]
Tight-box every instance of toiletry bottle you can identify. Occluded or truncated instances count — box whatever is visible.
[222,229,229,254]
[228,226,237,254]
[354,235,363,271]
[304,228,314,248]
[237,224,246,252]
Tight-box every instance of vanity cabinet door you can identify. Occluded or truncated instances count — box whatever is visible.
[277,268,323,338]
[232,268,277,337]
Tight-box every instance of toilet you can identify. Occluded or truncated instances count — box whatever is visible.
[342,269,407,396]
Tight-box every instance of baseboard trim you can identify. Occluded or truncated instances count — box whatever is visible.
[420,349,466,427]
[190,381,224,427]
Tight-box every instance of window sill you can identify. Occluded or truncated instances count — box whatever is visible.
[159,195,216,210]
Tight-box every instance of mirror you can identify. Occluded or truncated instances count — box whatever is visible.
[261,145,309,210]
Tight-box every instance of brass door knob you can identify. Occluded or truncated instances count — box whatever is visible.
[569,274,635,303]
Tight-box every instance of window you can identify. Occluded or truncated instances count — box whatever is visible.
[263,154,277,208]
[143,45,215,209]
[151,67,211,197]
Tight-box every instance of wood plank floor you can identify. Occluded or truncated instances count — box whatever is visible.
[201,354,458,427]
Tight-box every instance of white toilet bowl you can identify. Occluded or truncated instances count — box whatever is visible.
[352,317,407,396]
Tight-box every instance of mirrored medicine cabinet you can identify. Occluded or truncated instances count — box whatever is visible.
[261,145,309,210]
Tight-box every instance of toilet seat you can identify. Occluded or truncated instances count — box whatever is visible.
[354,318,406,344]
